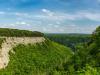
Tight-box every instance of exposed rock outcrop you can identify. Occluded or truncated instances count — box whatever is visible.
[0,37,45,69]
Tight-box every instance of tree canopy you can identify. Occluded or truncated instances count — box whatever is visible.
[0,28,44,37]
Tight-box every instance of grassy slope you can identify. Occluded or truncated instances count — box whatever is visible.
[0,40,73,75]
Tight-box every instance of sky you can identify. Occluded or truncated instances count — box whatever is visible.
[0,0,100,33]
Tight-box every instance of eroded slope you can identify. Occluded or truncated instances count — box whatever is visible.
[0,37,45,69]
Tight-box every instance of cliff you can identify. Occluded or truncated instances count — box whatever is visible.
[0,37,45,69]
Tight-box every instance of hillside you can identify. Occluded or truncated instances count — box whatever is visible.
[45,34,91,50]
[0,28,44,37]
[0,37,45,69]
[0,40,73,75]
[63,26,100,75]
[0,28,73,75]
[0,27,99,75]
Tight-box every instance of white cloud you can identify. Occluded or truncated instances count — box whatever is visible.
[0,10,99,33]
[48,24,53,26]
[41,9,70,21]
[59,24,98,33]
[56,21,61,24]
[42,9,54,16]
[41,9,100,21]
[10,24,16,26]
[70,24,76,27]
[0,11,5,14]
[54,25,59,28]
[77,12,100,21]
[20,22,26,25]
[1,10,100,22]
[16,21,27,25]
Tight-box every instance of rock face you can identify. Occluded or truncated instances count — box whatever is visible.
[0,37,45,69]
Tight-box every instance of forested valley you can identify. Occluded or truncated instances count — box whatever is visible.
[0,26,99,75]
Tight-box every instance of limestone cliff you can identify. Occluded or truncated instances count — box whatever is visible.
[0,37,45,69]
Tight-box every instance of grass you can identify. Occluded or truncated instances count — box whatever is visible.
[0,40,73,75]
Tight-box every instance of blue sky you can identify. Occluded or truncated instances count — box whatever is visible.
[0,0,100,33]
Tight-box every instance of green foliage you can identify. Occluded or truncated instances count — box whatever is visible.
[92,26,100,42]
[0,26,100,75]
[92,26,100,50]
[45,34,91,51]
[0,38,6,48]
[0,28,44,37]
[63,26,100,75]
[87,26,100,67]
[0,40,73,75]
